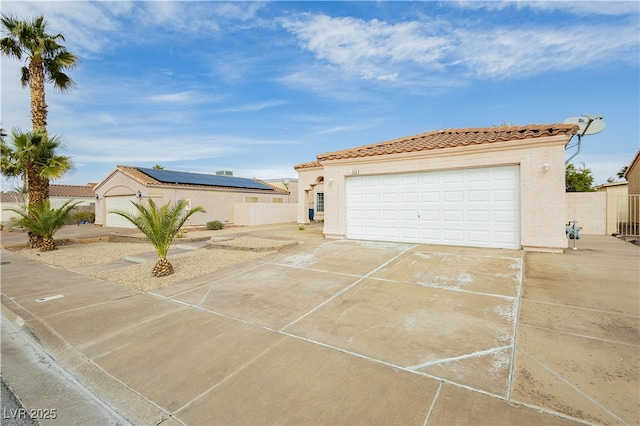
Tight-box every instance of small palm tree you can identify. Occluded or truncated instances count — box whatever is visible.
[1,129,74,207]
[109,199,205,277]
[6,199,80,251]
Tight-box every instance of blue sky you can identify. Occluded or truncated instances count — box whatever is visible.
[1,1,638,189]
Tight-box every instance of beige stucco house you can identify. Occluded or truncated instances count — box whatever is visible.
[594,181,628,235]
[1,184,95,225]
[621,150,640,236]
[94,166,291,228]
[295,124,579,253]
[625,150,640,195]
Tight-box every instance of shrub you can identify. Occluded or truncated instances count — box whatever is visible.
[298,225,305,231]
[207,220,224,230]
[69,211,95,225]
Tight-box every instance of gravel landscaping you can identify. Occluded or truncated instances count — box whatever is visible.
[8,222,325,292]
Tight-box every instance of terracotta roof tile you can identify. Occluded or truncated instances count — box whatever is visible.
[315,124,578,162]
[293,160,323,170]
[0,192,27,203]
[49,184,95,198]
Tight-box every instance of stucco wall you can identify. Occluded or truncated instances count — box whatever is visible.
[566,192,606,235]
[94,172,146,225]
[596,183,628,234]
[233,203,297,226]
[627,156,640,195]
[298,136,570,252]
[1,197,94,225]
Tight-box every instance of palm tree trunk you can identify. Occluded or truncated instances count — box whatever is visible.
[39,238,56,252]
[26,162,48,247]
[152,258,174,277]
[26,163,49,207]
[29,60,47,132]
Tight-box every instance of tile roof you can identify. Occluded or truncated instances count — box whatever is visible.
[0,184,95,202]
[49,184,95,198]
[293,160,323,170]
[299,124,578,166]
[0,192,27,203]
[113,166,289,193]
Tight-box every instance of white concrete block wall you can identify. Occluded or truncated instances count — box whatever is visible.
[566,192,606,235]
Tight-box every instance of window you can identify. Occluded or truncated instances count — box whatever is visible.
[316,192,324,212]
[245,196,259,203]
[272,197,284,203]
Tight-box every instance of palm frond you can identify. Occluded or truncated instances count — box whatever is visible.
[109,199,206,259]
[5,199,79,239]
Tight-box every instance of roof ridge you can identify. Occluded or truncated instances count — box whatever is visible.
[312,123,578,163]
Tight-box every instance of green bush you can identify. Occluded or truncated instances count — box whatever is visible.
[69,211,95,224]
[206,220,224,230]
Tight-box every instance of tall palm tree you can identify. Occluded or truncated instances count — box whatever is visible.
[109,199,206,277]
[1,13,78,215]
[1,14,78,133]
[6,199,80,251]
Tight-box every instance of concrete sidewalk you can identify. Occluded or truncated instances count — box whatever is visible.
[1,234,638,425]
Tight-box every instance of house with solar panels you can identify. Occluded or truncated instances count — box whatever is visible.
[93,166,292,228]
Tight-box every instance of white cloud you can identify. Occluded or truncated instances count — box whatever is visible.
[148,91,202,104]
[454,24,639,79]
[281,14,448,81]
[280,10,638,86]
[455,1,640,16]
[218,100,288,113]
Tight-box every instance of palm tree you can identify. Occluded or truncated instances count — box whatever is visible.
[618,166,628,180]
[1,14,78,213]
[1,14,78,133]
[1,129,74,247]
[1,129,74,206]
[6,199,80,251]
[109,199,206,277]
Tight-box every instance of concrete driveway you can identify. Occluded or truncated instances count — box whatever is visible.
[1,232,637,425]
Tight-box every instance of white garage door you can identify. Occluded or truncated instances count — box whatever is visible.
[105,196,138,228]
[346,165,520,249]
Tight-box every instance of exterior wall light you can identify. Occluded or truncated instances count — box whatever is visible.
[543,163,550,171]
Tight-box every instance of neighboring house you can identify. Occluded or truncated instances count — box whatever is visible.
[263,178,299,203]
[621,150,640,237]
[295,124,578,253]
[594,181,628,235]
[93,166,290,228]
[625,150,640,195]
[1,183,96,225]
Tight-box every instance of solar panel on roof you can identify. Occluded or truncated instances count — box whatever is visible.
[137,167,273,190]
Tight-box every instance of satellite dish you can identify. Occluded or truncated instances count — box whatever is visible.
[564,115,606,136]
[607,177,616,183]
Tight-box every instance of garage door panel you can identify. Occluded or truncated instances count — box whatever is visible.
[382,193,398,203]
[467,170,490,182]
[467,190,489,202]
[443,211,464,222]
[494,210,517,223]
[443,229,464,243]
[347,165,520,249]
[468,230,490,243]
[468,210,490,223]
[494,189,516,202]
